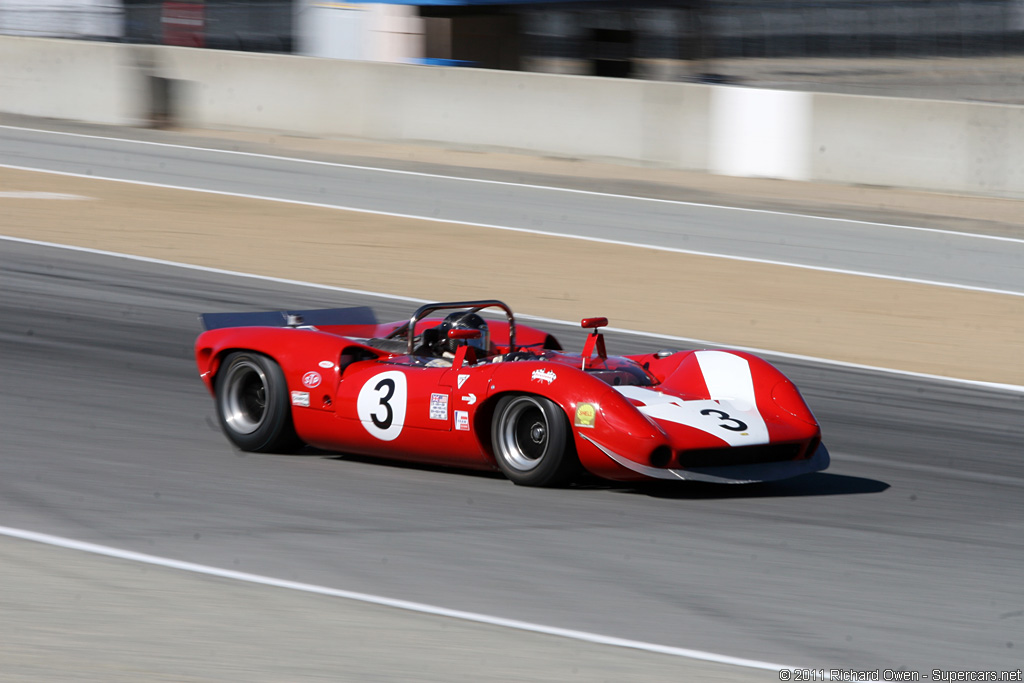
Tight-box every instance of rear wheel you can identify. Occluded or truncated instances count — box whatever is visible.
[215,352,300,452]
[491,394,579,487]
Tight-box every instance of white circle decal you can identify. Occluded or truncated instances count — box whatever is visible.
[356,370,407,441]
[302,371,322,388]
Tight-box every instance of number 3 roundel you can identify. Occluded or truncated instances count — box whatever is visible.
[357,371,408,441]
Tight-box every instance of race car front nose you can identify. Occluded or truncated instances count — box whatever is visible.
[771,380,818,426]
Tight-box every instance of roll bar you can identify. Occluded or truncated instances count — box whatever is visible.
[405,299,516,356]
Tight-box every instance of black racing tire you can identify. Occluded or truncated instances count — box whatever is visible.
[214,352,301,453]
[491,394,580,487]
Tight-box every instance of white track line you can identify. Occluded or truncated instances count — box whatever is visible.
[3,123,1024,246]
[0,190,91,199]
[1,162,1021,298]
[0,524,802,674]
[3,234,1022,394]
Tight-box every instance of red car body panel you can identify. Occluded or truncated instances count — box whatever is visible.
[195,302,828,484]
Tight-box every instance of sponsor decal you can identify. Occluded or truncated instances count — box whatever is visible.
[531,369,557,384]
[290,391,310,408]
[574,403,596,428]
[430,392,448,420]
[457,374,470,389]
[454,410,470,431]
[318,360,334,369]
[302,371,322,388]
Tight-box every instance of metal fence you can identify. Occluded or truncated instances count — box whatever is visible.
[4,1,1024,67]
[523,0,1024,63]
[122,1,293,52]
[0,1,122,40]
[697,0,1024,59]
[0,1,293,52]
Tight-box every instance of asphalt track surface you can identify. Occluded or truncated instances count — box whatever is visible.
[2,235,1023,677]
[2,122,1023,297]
[2,119,1023,678]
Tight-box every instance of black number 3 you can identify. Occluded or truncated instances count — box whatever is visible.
[371,378,396,429]
[700,408,748,432]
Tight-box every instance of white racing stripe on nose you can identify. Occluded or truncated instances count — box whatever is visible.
[693,351,769,444]
[615,352,771,446]
[695,350,756,406]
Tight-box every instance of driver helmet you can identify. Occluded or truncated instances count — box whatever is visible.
[437,311,490,355]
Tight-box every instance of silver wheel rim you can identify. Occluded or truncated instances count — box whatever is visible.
[221,359,269,435]
[495,396,549,472]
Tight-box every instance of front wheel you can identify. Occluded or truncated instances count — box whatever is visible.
[215,352,300,452]
[491,394,579,487]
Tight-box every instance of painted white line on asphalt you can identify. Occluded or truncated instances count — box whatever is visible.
[3,234,1022,394]
[0,524,800,674]
[0,191,91,199]
[0,163,1021,298]
[3,123,1024,246]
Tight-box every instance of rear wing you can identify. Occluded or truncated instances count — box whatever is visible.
[199,306,378,331]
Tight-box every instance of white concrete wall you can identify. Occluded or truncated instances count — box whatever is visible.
[159,46,711,169]
[2,37,1024,198]
[810,93,1024,196]
[366,65,711,167]
[0,37,144,125]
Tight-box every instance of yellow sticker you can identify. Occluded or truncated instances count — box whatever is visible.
[575,403,596,428]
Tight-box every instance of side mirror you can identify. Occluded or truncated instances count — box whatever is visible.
[580,318,608,367]
[448,328,481,370]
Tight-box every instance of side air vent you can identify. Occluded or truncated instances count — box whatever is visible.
[649,446,672,468]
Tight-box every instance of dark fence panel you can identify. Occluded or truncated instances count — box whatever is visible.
[522,0,1024,64]
[121,1,294,53]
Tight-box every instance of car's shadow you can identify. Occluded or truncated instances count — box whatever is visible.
[597,472,890,499]
[301,448,888,498]
[316,450,509,481]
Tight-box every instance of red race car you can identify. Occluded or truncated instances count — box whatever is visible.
[195,300,828,486]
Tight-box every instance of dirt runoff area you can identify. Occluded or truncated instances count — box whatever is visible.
[1,153,1022,388]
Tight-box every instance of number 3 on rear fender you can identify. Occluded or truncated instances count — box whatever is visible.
[357,370,407,441]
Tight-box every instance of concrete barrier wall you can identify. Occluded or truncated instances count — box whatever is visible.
[811,93,1024,196]
[2,36,1023,198]
[159,47,712,170]
[0,37,143,125]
